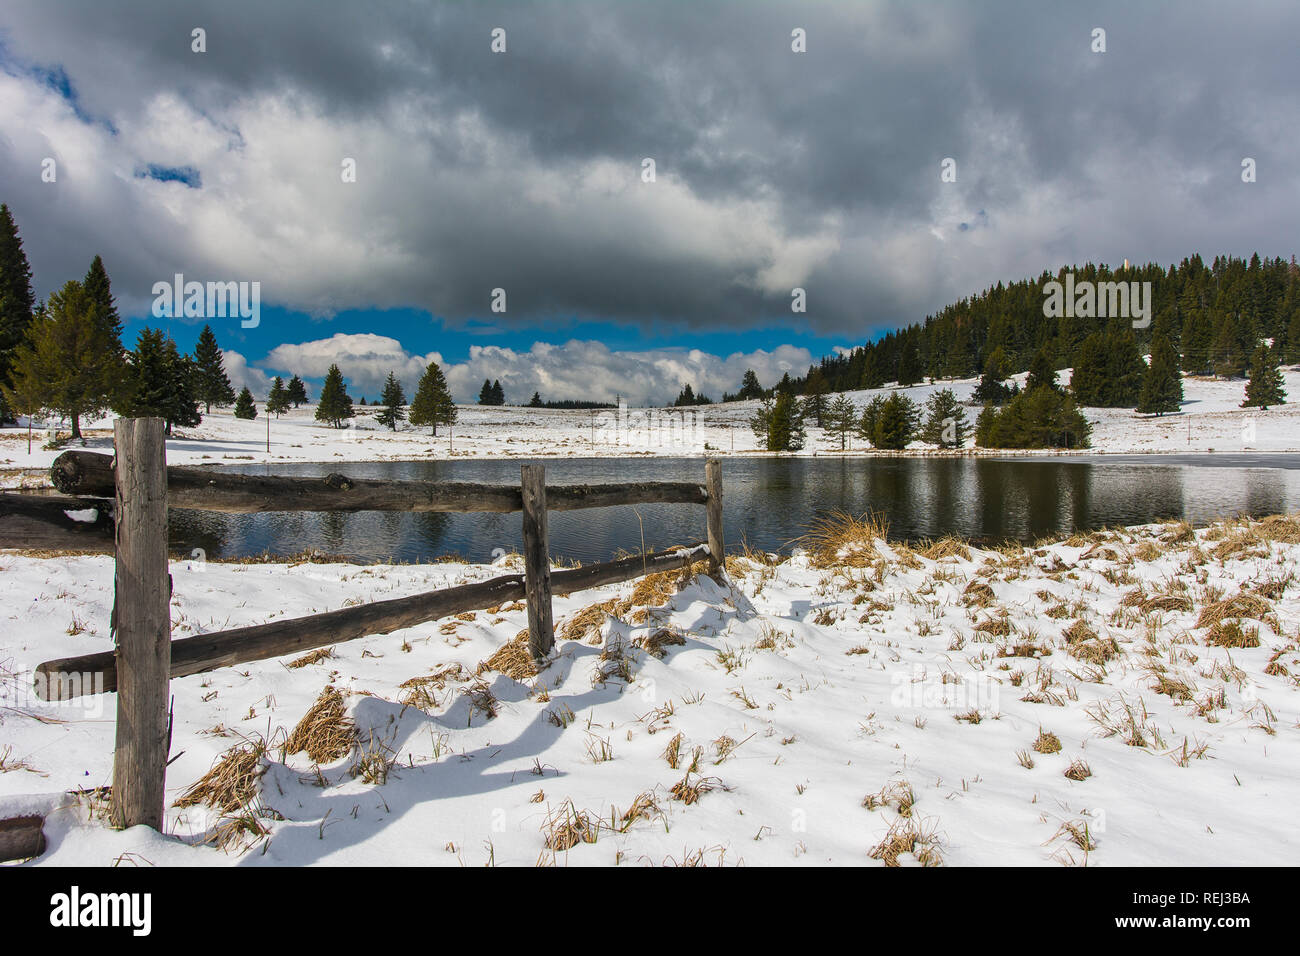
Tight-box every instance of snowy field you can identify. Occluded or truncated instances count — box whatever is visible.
[3,369,1300,487]
[2,512,1299,866]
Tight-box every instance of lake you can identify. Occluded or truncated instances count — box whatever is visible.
[168,454,1300,564]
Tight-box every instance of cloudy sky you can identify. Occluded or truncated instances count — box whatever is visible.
[1,1,1296,403]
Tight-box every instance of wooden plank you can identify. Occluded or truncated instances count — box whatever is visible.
[0,492,114,552]
[705,458,724,573]
[109,418,171,832]
[34,543,710,699]
[0,815,46,862]
[50,451,707,514]
[521,464,555,662]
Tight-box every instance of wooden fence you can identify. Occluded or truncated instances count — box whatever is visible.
[2,418,724,837]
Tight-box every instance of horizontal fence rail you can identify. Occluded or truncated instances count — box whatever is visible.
[49,450,707,515]
[36,542,711,700]
[0,492,116,551]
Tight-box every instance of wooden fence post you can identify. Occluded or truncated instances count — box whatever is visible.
[110,418,171,831]
[706,458,724,574]
[520,464,555,662]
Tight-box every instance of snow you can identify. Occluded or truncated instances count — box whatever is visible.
[4,369,1300,488]
[3,516,1299,866]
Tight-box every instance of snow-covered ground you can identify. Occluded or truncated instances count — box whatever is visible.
[3,513,1298,866]
[3,369,1300,487]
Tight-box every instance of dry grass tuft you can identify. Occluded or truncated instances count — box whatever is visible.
[175,738,267,813]
[1033,730,1062,754]
[963,580,996,608]
[863,780,916,817]
[637,626,687,658]
[285,687,357,764]
[479,630,539,680]
[542,800,600,852]
[1195,594,1274,629]
[560,598,624,644]
[286,646,334,669]
[1140,594,1194,615]
[1205,620,1260,648]
[670,772,721,805]
[800,511,888,568]
[1064,759,1092,781]
[868,816,944,867]
[919,536,971,562]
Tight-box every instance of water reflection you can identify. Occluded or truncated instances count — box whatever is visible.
[168,455,1300,565]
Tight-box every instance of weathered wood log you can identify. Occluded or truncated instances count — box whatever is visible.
[50,451,707,514]
[0,814,46,862]
[0,492,115,552]
[109,419,171,832]
[549,542,710,596]
[521,464,555,661]
[705,458,724,573]
[35,543,710,700]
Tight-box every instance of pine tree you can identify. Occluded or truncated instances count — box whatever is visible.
[675,384,697,407]
[233,387,257,420]
[1137,333,1183,415]
[737,369,764,401]
[896,341,922,387]
[1242,344,1287,410]
[528,391,543,408]
[1025,347,1060,394]
[976,388,1090,449]
[119,328,201,435]
[266,376,291,417]
[82,255,124,349]
[491,379,505,405]
[0,204,35,423]
[920,388,970,448]
[825,394,857,450]
[3,280,120,439]
[478,379,494,405]
[750,392,805,450]
[287,374,308,407]
[1069,333,1110,406]
[192,324,236,412]
[315,364,354,428]
[802,369,829,426]
[409,361,457,435]
[857,395,886,446]
[972,347,1015,405]
[871,392,920,449]
[375,371,407,430]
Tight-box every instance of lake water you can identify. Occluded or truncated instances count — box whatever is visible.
[169,454,1300,564]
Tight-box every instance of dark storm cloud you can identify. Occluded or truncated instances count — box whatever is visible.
[0,0,1296,335]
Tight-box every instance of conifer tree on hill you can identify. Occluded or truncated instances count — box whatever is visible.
[233,386,257,420]
[3,280,121,440]
[193,324,236,412]
[409,361,458,435]
[266,376,291,418]
[1137,333,1183,416]
[315,364,354,428]
[0,203,35,423]
[82,255,124,350]
[287,374,308,407]
[375,371,407,430]
[478,379,493,405]
[491,379,505,405]
[119,327,201,435]
[1242,344,1286,410]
